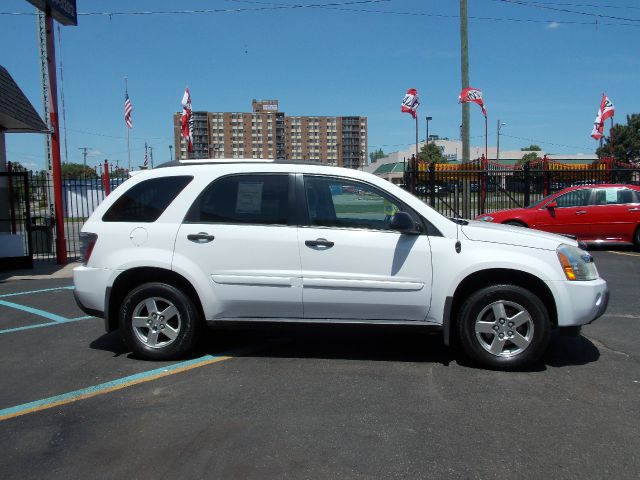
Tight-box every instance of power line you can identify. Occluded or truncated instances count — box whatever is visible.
[491,0,640,23]
[499,133,593,151]
[3,1,640,27]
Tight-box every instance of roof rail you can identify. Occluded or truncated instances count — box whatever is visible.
[155,158,330,168]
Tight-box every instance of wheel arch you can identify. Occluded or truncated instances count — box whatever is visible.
[446,268,557,345]
[502,219,529,227]
[106,267,204,332]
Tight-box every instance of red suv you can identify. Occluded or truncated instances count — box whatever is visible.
[476,184,640,247]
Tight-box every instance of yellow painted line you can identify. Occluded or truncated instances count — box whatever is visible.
[0,354,232,422]
[607,251,640,257]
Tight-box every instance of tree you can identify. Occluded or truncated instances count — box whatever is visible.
[596,114,640,163]
[61,162,98,179]
[369,148,386,163]
[517,151,539,166]
[520,145,541,151]
[418,142,447,163]
[8,161,28,172]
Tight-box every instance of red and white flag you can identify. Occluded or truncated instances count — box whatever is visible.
[591,93,614,140]
[124,92,133,129]
[144,142,148,167]
[459,87,487,117]
[181,87,193,153]
[401,88,420,119]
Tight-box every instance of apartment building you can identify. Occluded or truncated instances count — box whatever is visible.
[173,100,368,168]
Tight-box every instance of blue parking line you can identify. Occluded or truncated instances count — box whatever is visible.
[0,353,233,421]
[0,286,94,335]
[0,299,71,323]
[0,286,74,299]
[0,316,94,335]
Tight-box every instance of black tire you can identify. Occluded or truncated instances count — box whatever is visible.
[634,226,640,250]
[457,284,551,370]
[119,282,201,360]
[503,220,527,228]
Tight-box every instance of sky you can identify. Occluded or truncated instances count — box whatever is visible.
[1,0,638,171]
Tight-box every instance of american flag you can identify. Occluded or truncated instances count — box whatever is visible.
[124,93,133,129]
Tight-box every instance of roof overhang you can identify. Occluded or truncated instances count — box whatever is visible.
[0,66,49,134]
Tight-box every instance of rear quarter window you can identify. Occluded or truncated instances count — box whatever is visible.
[102,176,193,222]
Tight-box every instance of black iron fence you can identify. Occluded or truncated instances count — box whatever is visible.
[403,156,640,219]
[5,162,128,263]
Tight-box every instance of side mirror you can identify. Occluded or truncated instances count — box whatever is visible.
[389,211,420,234]
[546,201,558,209]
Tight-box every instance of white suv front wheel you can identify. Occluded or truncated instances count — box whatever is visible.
[457,284,551,370]
[119,282,200,360]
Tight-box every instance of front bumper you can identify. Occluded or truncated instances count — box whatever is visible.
[548,278,609,327]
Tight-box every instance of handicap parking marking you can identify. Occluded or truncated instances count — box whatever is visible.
[0,299,73,323]
[0,353,234,422]
[0,286,94,335]
[0,286,74,299]
[0,316,94,335]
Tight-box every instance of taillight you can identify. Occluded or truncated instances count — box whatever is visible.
[79,233,98,265]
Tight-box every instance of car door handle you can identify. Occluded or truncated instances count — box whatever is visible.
[575,210,587,215]
[305,238,334,248]
[187,232,215,243]
[629,208,640,212]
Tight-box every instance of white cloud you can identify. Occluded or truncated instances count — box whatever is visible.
[547,22,561,29]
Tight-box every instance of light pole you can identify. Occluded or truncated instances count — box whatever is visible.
[497,120,506,162]
[169,145,173,161]
[425,116,433,148]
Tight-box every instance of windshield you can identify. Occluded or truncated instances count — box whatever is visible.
[527,194,555,209]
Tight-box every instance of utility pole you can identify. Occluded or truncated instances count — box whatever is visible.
[460,0,470,162]
[497,120,506,162]
[79,146,88,171]
[149,146,154,168]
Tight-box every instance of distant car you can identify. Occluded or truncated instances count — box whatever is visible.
[476,184,640,247]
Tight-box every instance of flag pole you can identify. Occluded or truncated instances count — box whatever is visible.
[485,115,488,160]
[125,77,131,171]
[415,115,419,161]
[609,117,614,159]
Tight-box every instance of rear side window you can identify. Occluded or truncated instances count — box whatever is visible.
[184,174,289,225]
[102,176,193,222]
[591,188,638,205]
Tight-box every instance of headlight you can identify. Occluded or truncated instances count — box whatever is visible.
[478,216,494,222]
[556,244,598,281]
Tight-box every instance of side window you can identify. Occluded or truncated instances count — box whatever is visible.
[554,189,591,208]
[102,176,193,222]
[185,174,289,225]
[592,188,636,205]
[304,176,402,230]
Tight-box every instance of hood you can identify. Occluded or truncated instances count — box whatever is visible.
[476,207,537,221]
[461,220,578,250]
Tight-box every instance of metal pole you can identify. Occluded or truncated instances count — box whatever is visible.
[609,117,614,159]
[415,115,419,162]
[496,119,500,162]
[45,12,67,264]
[169,145,173,161]
[485,115,488,160]
[460,0,470,162]
[125,77,131,171]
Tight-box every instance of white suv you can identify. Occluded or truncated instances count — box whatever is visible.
[73,160,609,370]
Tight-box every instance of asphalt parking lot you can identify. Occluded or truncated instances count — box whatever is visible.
[1,250,639,479]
